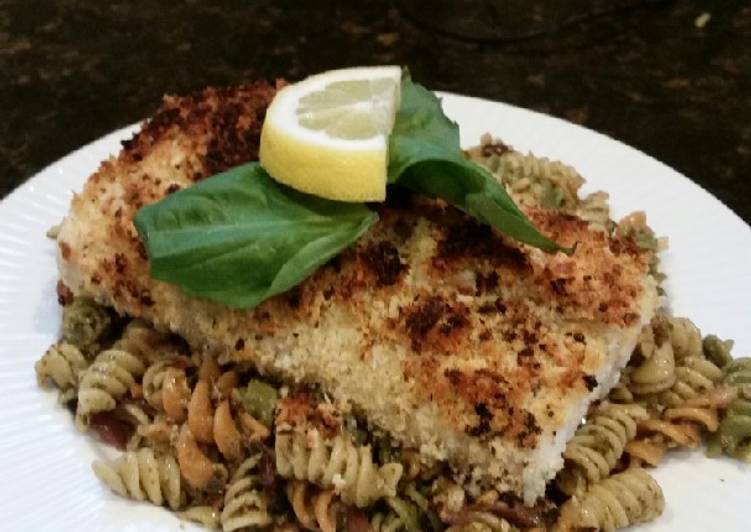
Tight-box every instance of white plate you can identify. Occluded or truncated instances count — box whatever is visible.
[1,93,750,531]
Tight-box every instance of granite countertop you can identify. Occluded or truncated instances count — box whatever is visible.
[1,0,749,222]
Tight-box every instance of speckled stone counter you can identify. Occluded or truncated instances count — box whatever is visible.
[1,0,749,222]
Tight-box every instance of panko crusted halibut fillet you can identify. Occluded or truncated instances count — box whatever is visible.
[56,83,658,504]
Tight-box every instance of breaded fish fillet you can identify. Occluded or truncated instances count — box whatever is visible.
[56,83,658,503]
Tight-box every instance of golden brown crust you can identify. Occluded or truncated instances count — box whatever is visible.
[119,82,282,176]
[61,81,280,314]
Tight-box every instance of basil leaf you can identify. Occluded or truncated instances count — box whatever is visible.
[134,163,377,308]
[389,79,570,254]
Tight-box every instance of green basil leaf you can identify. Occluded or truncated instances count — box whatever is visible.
[389,79,570,254]
[134,163,377,308]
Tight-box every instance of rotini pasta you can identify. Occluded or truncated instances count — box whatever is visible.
[554,468,664,532]
[221,454,273,531]
[143,360,191,422]
[178,506,220,529]
[444,513,516,532]
[286,480,338,532]
[176,423,229,492]
[628,341,676,395]
[187,377,267,461]
[666,317,703,361]
[76,348,147,427]
[61,297,113,353]
[92,447,182,510]
[708,357,751,462]
[275,427,403,507]
[34,128,751,532]
[35,342,88,401]
[702,335,735,369]
[653,356,724,407]
[469,137,583,212]
[119,402,153,450]
[369,496,423,532]
[35,296,746,531]
[556,403,648,496]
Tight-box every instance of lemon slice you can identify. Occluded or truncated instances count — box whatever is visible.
[259,66,402,202]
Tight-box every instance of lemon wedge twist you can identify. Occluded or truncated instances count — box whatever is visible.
[260,66,401,202]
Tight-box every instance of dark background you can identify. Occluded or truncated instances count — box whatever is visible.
[1,0,749,222]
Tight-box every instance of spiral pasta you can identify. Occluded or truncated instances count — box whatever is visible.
[276,427,403,507]
[92,447,182,510]
[708,357,751,462]
[221,454,272,531]
[76,348,147,427]
[369,496,423,532]
[576,191,611,230]
[187,375,269,462]
[666,317,703,361]
[35,342,88,399]
[556,404,648,496]
[628,341,676,395]
[723,357,751,387]
[702,335,734,369]
[179,506,220,529]
[652,356,724,407]
[112,319,166,359]
[119,402,154,450]
[444,513,516,532]
[176,423,229,492]
[143,360,191,422]
[61,297,113,353]
[483,149,582,211]
[627,399,726,466]
[554,468,664,532]
[286,480,338,532]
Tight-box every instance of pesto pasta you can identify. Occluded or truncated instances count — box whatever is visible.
[275,427,403,507]
[76,348,147,428]
[556,403,648,496]
[286,480,337,532]
[708,357,751,462]
[35,341,88,402]
[220,454,272,531]
[554,468,664,532]
[34,136,751,531]
[92,448,182,510]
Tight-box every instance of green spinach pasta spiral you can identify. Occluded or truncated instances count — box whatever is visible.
[92,447,182,510]
[370,496,423,532]
[369,486,443,532]
[708,357,751,461]
[554,468,664,532]
[76,348,147,427]
[556,403,648,496]
[221,454,273,531]
[275,427,403,508]
[61,297,113,353]
[702,335,735,368]
[35,341,88,401]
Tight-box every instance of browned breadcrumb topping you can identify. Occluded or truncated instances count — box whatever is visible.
[73,82,279,312]
[276,392,341,438]
[359,241,407,286]
[119,82,281,176]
